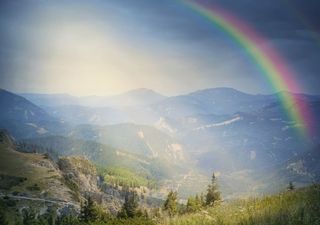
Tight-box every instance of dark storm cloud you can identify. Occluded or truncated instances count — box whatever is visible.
[107,0,320,95]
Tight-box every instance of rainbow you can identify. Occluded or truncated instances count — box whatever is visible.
[178,0,314,138]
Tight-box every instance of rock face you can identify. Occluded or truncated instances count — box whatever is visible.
[58,156,122,214]
[58,156,99,194]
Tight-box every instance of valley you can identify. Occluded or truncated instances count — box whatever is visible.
[0,87,319,224]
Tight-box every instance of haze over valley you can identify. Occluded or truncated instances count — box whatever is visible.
[1,87,320,199]
[1,0,320,224]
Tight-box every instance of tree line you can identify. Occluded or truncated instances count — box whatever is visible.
[0,172,221,224]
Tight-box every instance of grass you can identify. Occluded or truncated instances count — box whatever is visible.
[0,135,75,202]
[0,140,49,192]
[97,166,157,189]
[158,184,320,225]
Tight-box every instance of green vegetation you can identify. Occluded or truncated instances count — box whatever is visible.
[0,174,27,190]
[21,135,177,181]
[118,191,140,218]
[2,131,320,225]
[26,183,41,191]
[186,194,203,213]
[0,195,154,225]
[0,133,74,200]
[1,174,319,225]
[205,172,221,206]
[97,166,157,189]
[158,184,320,225]
[163,191,178,217]
[80,196,108,223]
[288,181,295,191]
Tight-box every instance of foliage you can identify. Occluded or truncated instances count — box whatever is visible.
[0,206,9,225]
[97,166,157,189]
[22,208,38,225]
[21,132,185,182]
[91,217,155,225]
[57,215,81,225]
[118,191,140,218]
[26,183,41,191]
[288,181,295,191]
[205,172,221,206]
[186,194,202,213]
[158,184,320,225]
[163,191,178,217]
[0,174,27,189]
[80,196,100,222]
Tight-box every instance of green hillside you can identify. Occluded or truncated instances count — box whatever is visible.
[158,185,320,225]
[19,135,180,180]
[97,166,157,189]
[0,131,75,202]
[68,123,188,164]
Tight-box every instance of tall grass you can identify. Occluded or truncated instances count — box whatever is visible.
[158,185,320,225]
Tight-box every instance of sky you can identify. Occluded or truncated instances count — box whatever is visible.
[0,0,319,96]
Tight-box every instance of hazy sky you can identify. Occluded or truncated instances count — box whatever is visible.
[0,0,320,96]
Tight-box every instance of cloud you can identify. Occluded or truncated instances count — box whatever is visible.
[0,0,319,95]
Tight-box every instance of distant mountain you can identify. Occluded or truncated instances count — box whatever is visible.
[4,87,320,198]
[0,89,52,122]
[18,87,282,126]
[0,89,67,139]
[240,145,320,195]
[44,105,130,125]
[283,146,320,183]
[68,123,189,165]
[105,88,166,108]
[150,88,276,119]
[21,88,166,108]
[20,93,79,107]
[182,99,320,170]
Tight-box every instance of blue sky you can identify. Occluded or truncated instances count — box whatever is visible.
[0,0,319,96]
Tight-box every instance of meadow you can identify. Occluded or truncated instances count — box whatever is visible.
[158,184,320,225]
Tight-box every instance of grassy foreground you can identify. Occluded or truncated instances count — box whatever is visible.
[158,184,320,225]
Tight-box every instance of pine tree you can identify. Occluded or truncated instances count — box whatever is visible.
[164,190,178,216]
[205,172,221,206]
[288,181,295,191]
[79,196,99,222]
[0,207,8,225]
[186,194,202,213]
[186,196,196,213]
[118,191,140,218]
[34,208,57,225]
[22,208,38,225]
[57,215,80,225]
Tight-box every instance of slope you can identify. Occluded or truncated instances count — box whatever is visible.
[0,130,75,202]
[0,89,67,139]
[19,135,182,180]
[68,123,189,165]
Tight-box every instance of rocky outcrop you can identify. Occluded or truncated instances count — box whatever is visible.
[58,156,99,194]
[58,156,122,214]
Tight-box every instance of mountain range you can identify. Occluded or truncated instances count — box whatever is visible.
[1,87,320,198]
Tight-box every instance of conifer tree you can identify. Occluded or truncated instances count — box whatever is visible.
[79,196,99,222]
[164,190,178,216]
[288,181,295,191]
[186,194,202,213]
[22,208,38,225]
[200,193,206,206]
[118,191,140,218]
[0,207,8,225]
[205,172,221,206]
